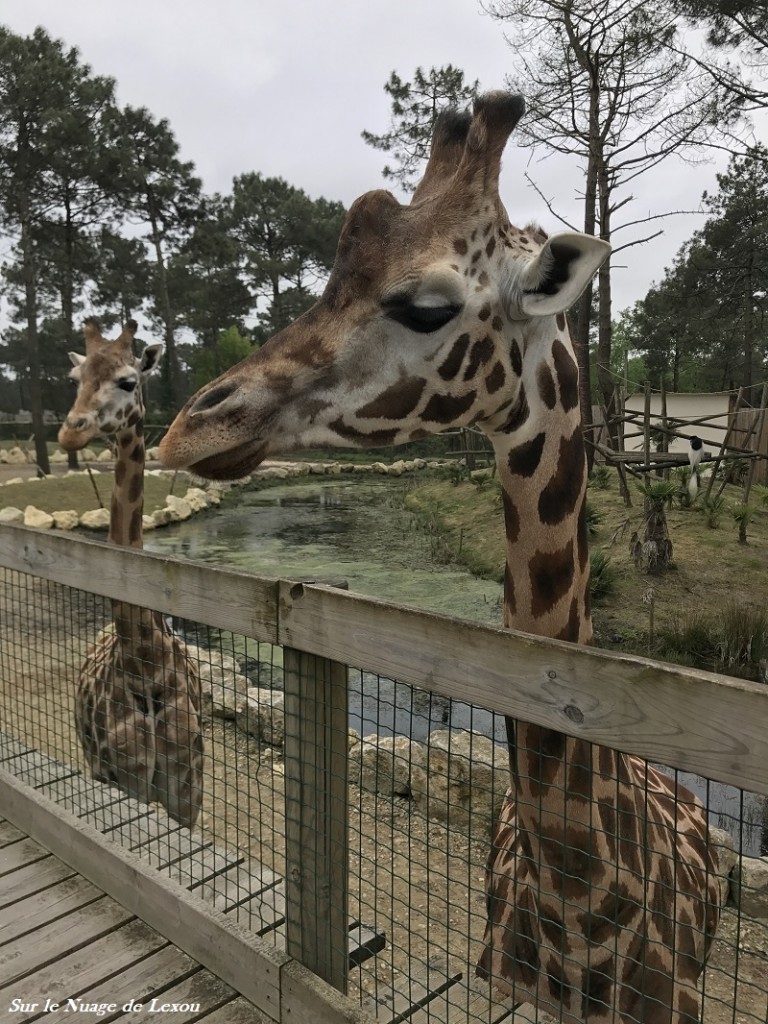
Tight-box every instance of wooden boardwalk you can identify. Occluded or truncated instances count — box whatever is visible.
[0,819,269,1023]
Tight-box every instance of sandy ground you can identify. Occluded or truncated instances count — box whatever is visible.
[1,569,766,1024]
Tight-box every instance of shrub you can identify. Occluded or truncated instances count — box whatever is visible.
[717,600,768,674]
[589,549,617,602]
[701,494,725,529]
[656,611,718,667]
[589,465,611,490]
[730,502,754,544]
[584,500,603,537]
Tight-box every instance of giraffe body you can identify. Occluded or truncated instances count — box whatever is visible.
[159,94,721,1020]
[60,319,203,829]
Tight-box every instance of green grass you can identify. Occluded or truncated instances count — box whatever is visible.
[0,473,183,517]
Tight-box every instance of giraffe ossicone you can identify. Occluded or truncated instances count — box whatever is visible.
[60,318,204,829]
[160,92,720,1022]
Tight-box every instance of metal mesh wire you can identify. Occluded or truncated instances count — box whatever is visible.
[1,564,766,1024]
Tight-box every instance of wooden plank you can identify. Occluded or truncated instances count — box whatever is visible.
[129,829,211,870]
[193,859,281,914]
[3,750,80,789]
[0,895,133,985]
[0,734,30,761]
[0,873,103,947]
[160,843,239,891]
[104,810,180,849]
[225,879,285,936]
[0,837,49,875]
[346,925,386,969]
[39,775,131,821]
[372,959,464,1024]
[2,918,168,1022]
[196,995,272,1023]
[33,944,194,1023]
[0,820,25,845]
[277,581,768,796]
[116,970,235,1023]
[282,960,379,1024]
[0,770,288,1022]
[0,524,279,643]
[0,855,76,909]
[283,645,349,995]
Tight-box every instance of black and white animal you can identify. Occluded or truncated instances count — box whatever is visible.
[688,435,704,499]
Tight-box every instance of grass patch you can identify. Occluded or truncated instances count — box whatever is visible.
[0,472,184,517]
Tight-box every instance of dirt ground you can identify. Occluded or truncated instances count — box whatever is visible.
[1,570,767,1024]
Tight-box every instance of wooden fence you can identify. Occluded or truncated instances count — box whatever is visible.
[1,524,767,1022]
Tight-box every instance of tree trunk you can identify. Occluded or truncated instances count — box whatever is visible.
[147,193,179,410]
[596,162,615,447]
[63,188,78,470]
[19,207,50,476]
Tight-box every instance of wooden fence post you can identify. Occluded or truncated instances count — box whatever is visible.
[282,579,350,994]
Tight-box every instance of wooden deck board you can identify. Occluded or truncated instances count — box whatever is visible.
[117,969,236,1023]
[0,873,103,947]
[0,855,76,909]
[0,820,25,845]
[0,836,50,875]
[2,918,168,1023]
[196,995,273,1023]
[2,750,80,789]
[38,775,131,821]
[0,895,135,986]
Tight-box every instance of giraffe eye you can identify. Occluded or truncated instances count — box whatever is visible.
[117,379,137,392]
[385,302,461,334]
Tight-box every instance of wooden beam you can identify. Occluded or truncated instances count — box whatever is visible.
[277,582,768,797]
[0,525,279,642]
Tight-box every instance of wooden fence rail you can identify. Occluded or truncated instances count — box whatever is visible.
[2,522,768,1016]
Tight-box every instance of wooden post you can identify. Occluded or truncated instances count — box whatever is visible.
[643,380,651,472]
[742,383,768,506]
[283,579,350,995]
[705,387,743,502]
[660,380,669,483]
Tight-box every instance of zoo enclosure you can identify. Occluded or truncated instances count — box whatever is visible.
[1,524,767,1023]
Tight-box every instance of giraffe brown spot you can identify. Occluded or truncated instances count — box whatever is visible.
[453,237,468,255]
[356,376,426,420]
[578,880,638,946]
[542,826,596,899]
[556,312,566,331]
[576,499,590,571]
[528,540,574,618]
[675,911,703,978]
[328,418,399,446]
[650,880,676,950]
[471,248,482,263]
[478,303,491,321]
[538,428,585,525]
[567,738,593,800]
[130,442,144,462]
[503,565,516,616]
[552,338,579,412]
[492,315,504,332]
[119,434,132,448]
[545,957,572,1009]
[500,386,530,433]
[463,336,494,381]
[677,991,701,1023]
[420,390,476,424]
[537,362,557,409]
[129,508,142,545]
[580,959,614,1018]
[485,361,505,394]
[636,948,675,1023]
[510,338,523,376]
[409,428,429,441]
[115,460,126,486]
[298,397,332,422]
[135,421,144,438]
[597,795,617,836]
[477,271,489,287]
[617,793,642,876]
[555,597,580,642]
[519,234,529,244]
[501,490,520,544]
[507,428,544,478]
[438,333,471,380]
[128,473,142,505]
[525,726,566,794]
[483,221,493,236]
[110,495,122,537]
[485,236,496,258]
[539,908,571,954]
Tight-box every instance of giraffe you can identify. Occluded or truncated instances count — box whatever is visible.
[59,317,204,829]
[158,94,721,1022]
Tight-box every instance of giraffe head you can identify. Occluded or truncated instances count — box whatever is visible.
[59,318,164,451]
[160,92,609,479]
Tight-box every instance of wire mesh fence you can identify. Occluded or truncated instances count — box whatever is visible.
[1,547,767,1024]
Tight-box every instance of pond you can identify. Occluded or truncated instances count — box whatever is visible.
[145,475,767,856]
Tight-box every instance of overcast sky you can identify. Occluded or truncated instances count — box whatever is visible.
[3,0,763,313]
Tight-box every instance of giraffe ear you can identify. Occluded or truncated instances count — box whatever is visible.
[516,233,610,318]
[138,343,164,376]
[68,352,86,368]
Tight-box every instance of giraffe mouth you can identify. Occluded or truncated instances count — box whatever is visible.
[185,440,269,481]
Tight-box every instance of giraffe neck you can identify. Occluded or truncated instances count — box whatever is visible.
[108,421,162,655]
[488,327,625,833]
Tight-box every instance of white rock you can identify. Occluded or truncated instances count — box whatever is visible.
[50,451,68,463]
[146,447,161,460]
[164,495,192,521]
[52,510,79,531]
[308,463,327,475]
[349,734,425,796]
[151,508,174,527]
[371,462,388,474]
[210,673,250,720]
[5,447,28,465]
[79,507,110,530]
[259,466,290,480]
[2,477,25,486]
[235,687,286,746]
[142,514,157,532]
[204,487,223,505]
[23,505,54,529]
[97,448,113,462]
[708,826,739,907]
[410,729,509,832]
[183,487,209,512]
[0,506,24,524]
[80,447,97,462]
[197,652,240,696]
[388,460,406,476]
[732,856,768,920]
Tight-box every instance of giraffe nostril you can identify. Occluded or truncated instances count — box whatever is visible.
[190,381,239,415]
